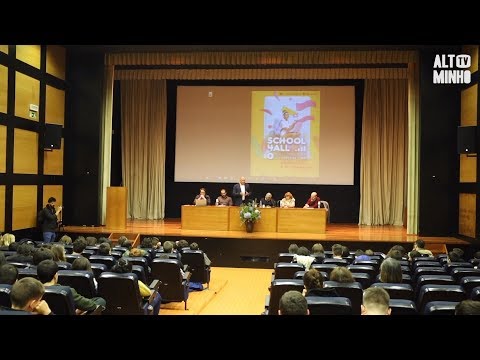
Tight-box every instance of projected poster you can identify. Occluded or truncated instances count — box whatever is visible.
[251,91,320,178]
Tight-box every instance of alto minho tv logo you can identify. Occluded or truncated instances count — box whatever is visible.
[433,54,471,84]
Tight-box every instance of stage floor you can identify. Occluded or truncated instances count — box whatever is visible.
[63,219,468,245]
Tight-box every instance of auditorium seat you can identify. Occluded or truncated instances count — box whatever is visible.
[43,285,76,315]
[181,249,211,288]
[347,265,376,280]
[124,257,149,274]
[323,281,363,315]
[150,258,189,310]
[306,296,352,315]
[0,284,12,308]
[389,299,417,315]
[56,261,72,270]
[351,272,371,289]
[471,286,480,300]
[323,258,349,267]
[412,261,441,270]
[312,264,337,276]
[450,268,480,282]
[57,270,97,298]
[274,262,305,280]
[413,267,447,282]
[423,301,459,315]
[17,268,38,280]
[416,284,465,312]
[445,262,474,274]
[352,260,379,271]
[278,253,295,263]
[90,263,108,279]
[458,277,480,297]
[88,255,116,270]
[265,279,304,315]
[98,272,156,315]
[416,275,455,290]
[132,265,147,284]
[371,283,414,301]
[6,262,30,269]
[374,274,412,286]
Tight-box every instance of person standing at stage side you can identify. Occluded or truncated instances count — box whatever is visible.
[280,192,295,208]
[193,188,211,205]
[38,197,62,243]
[216,189,233,206]
[232,176,251,206]
[303,192,321,208]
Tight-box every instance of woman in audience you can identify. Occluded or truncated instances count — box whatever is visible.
[288,243,299,254]
[0,233,15,251]
[379,258,402,283]
[280,192,295,208]
[111,258,161,315]
[303,268,338,297]
[329,267,355,283]
[59,235,72,245]
[72,257,98,290]
[294,246,315,270]
[51,244,67,262]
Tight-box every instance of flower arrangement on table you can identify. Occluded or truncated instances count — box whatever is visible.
[239,201,261,224]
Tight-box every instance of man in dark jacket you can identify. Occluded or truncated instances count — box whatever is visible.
[39,197,62,243]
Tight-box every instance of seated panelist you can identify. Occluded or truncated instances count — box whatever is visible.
[280,192,295,208]
[303,192,320,208]
[260,193,275,207]
[216,189,233,206]
[193,188,211,205]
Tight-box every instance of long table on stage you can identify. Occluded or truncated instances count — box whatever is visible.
[181,205,327,234]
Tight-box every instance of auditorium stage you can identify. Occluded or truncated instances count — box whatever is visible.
[63,219,470,269]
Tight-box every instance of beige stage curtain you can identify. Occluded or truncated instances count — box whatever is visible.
[121,80,167,219]
[107,50,417,66]
[407,62,420,234]
[359,79,407,226]
[99,65,114,225]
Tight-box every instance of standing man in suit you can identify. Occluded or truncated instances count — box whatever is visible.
[232,176,251,206]
[39,197,62,243]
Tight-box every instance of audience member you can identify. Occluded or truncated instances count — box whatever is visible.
[232,176,251,206]
[31,248,54,267]
[260,193,275,207]
[2,277,52,315]
[362,287,391,315]
[6,243,34,264]
[380,258,402,283]
[332,244,343,259]
[408,250,422,262]
[72,238,87,255]
[451,248,465,262]
[0,264,18,285]
[97,243,112,256]
[455,300,480,315]
[447,251,462,263]
[111,258,162,315]
[354,249,371,263]
[59,235,72,245]
[341,246,350,258]
[194,187,211,205]
[387,249,403,261]
[303,192,321,208]
[303,269,338,297]
[329,267,355,283]
[37,259,106,313]
[293,246,315,270]
[216,189,233,206]
[72,257,98,289]
[116,236,129,247]
[0,233,15,250]
[408,239,433,258]
[280,192,295,208]
[278,290,309,315]
[85,236,97,246]
[288,243,299,254]
[50,244,66,262]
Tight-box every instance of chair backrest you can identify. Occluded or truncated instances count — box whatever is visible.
[471,286,480,300]
[56,261,72,270]
[57,270,96,298]
[413,267,447,281]
[17,268,38,280]
[274,262,305,280]
[389,299,417,315]
[151,258,189,304]
[323,258,349,267]
[132,265,147,284]
[371,283,414,301]
[267,279,304,315]
[97,272,145,315]
[417,284,465,312]
[81,249,96,259]
[416,275,455,291]
[323,281,363,315]
[90,263,107,279]
[311,263,337,276]
[278,253,295,263]
[445,262,474,274]
[124,257,149,272]
[347,265,376,279]
[423,301,459,315]
[0,284,12,308]
[459,276,480,296]
[43,285,76,315]
[6,262,30,269]
[306,296,352,315]
[351,273,371,289]
[65,254,81,264]
[88,255,116,270]
[450,268,480,282]
[181,249,210,284]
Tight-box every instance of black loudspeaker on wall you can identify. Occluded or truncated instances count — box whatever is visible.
[44,124,62,150]
[457,126,477,154]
